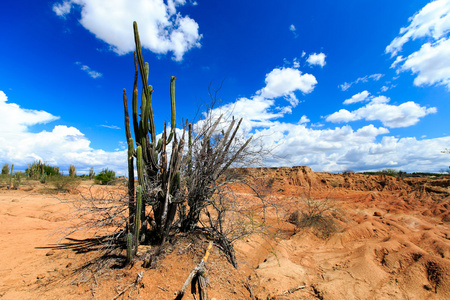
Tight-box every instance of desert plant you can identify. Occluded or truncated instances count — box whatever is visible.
[26,160,60,180]
[46,175,80,193]
[288,197,339,239]
[69,165,76,177]
[1,163,9,175]
[89,167,95,179]
[382,168,399,177]
[9,164,14,189]
[95,168,116,185]
[12,172,22,190]
[121,21,258,265]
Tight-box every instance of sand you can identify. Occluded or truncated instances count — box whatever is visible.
[0,168,449,299]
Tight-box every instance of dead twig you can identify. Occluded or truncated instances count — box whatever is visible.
[175,242,213,300]
[111,271,144,300]
[242,278,255,300]
[278,285,307,296]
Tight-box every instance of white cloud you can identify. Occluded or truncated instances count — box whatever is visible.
[53,0,202,61]
[299,115,310,124]
[386,0,450,57]
[339,73,384,91]
[53,1,72,16]
[252,120,450,173]
[0,91,127,175]
[400,38,450,89]
[306,52,326,67]
[257,67,317,106]
[76,62,103,79]
[343,90,370,105]
[289,24,298,38]
[100,124,121,129]
[387,0,450,89]
[327,96,437,128]
[0,91,60,134]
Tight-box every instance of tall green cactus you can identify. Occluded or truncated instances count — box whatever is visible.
[69,165,76,177]
[122,21,252,259]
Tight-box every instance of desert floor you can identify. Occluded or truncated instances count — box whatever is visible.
[0,167,449,300]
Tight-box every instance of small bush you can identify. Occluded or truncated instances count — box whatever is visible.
[47,176,80,193]
[288,198,339,239]
[1,164,9,175]
[95,168,115,185]
[382,168,398,177]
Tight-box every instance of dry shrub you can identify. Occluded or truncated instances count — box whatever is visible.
[288,197,340,239]
[47,176,80,193]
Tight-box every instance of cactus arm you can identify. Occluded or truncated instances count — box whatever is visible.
[126,232,133,262]
[167,76,176,143]
[136,146,144,188]
[134,185,142,251]
[132,52,140,143]
[133,22,156,143]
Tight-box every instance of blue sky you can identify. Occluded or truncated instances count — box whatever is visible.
[1,0,449,175]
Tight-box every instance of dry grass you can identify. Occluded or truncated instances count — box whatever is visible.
[287,197,341,239]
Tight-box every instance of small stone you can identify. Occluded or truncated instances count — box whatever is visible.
[46,250,55,256]
[373,211,382,217]
[424,284,433,291]
[66,262,72,268]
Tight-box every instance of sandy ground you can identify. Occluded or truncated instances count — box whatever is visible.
[0,169,449,299]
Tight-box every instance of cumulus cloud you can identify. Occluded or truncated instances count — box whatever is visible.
[327,95,437,128]
[386,0,450,56]
[257,67,317,106]
[387,0,450,89]
[306,52,326,67]
[0,91,60,134]
[53,0,202,61]
[339,73,384,91]
[195,65,446,172]
[299,115,310,124]
[250,118,450,173]
[343,90,370,105]
[0,90,126,175]
[399,38,450,89]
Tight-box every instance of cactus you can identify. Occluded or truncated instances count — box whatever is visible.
[122,21,252,261]
[126,232,133,263]
[69,165,76,177]
[134,185,142,251]
[9,164,14,189]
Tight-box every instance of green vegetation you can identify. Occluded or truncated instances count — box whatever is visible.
[95,168,116,185]
[121,22,253,266]
[1,163,9,175]
[26,160,60,180]
[69,164,76,177]
[47,175,80,193]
